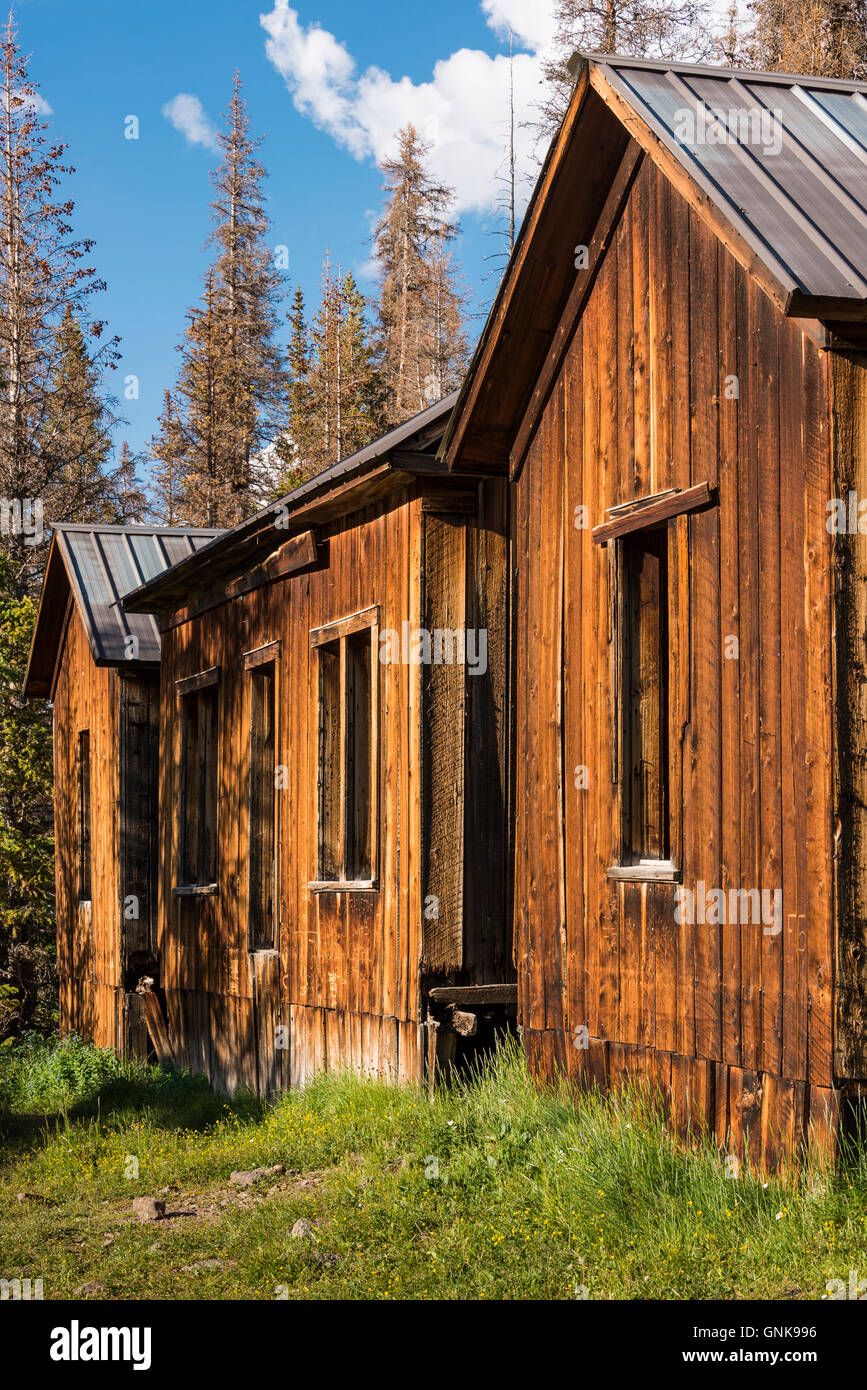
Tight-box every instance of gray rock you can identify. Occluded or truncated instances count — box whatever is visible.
[290,1217,316,1239]
[132,1196,166,1223]
[229,1164,285,1188]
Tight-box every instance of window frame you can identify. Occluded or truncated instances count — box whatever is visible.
[610,523,677,879]
[593,486,705,885]
[77,728,91,903]
[245,641,280,951]
[308,605,380,893]
[173,666,220,896]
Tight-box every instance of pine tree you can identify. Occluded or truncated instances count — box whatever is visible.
[339,272,386,456]
[426,234,469,406]
[152,73,287,525]
[170,271,240,526]
[537,0,714,135]
[0,548,54,1035]
[278,286,317,484]
[374,125,468,425]
[309,252,341,467]
[41,305,119,526]
[0,17,119,594]
[150,390,187,525]
[115,441,149,524]
[278,264,385,487]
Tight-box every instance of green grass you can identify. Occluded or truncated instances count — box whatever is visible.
[1,1033,866,1300]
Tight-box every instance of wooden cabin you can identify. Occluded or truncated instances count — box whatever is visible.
[122,396,514,1095]
[442,52,867,1161]
[24,524,221,1055]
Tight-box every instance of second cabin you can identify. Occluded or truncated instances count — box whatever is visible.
[123,396,515,1094]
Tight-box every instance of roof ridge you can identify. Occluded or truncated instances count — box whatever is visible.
[574,50,867,94]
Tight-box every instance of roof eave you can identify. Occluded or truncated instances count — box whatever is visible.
[22,533,68,698]
[125,398,465,614]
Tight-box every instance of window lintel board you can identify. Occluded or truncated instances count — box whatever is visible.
[175,665,220,696]
[592,481,713,543]
[243,640,281,670]
[310,605,380,648]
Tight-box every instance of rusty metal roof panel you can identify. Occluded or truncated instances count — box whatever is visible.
[585,53,867,309]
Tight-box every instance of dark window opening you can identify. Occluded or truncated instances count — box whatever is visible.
[346,628,372,881]
[77,730,91,901]
[318,639,342,882]
[620,527,670,864]
[249,661,277,949]
[179,683,219,887]
[314,620,376,885]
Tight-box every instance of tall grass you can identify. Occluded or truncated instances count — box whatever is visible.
[1,1034,865,1299]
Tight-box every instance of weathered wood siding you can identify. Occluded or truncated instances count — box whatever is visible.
[831,350,867,1087]
[513,155,838,1158]
[156,478,512,1094]
[52,607,122,1049]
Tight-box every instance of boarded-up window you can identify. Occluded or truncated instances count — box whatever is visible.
[249,660,277,948]
[311,608,379,887]
[77,730,91,901]
[619,527,670,863]
[178,678,219,887]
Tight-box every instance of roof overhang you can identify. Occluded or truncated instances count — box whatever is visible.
[23,534,71,698]
[124,392,474,614]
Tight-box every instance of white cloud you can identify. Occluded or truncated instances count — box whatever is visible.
[23,92,52,116]
[3,89,53,116]
[260,0,558,215]
[162,93,218,151]
[480,0,558,53]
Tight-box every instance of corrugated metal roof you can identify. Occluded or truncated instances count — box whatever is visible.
[54,524,222,665]
[583,52,867,310]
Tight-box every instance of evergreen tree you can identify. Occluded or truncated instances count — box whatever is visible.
[169,271,240,526]
[309,253,341,468]
[0,17,119,594]
[41,305,120,526]
[0,550,54,1036]
[150,390,186,525]
[339,272,386,456]
[151,73,287,525]
[426,234,469,408]
[374,125,468,425]
[115,441,149,524]
[278,264,385,487]
[278,286,317,484]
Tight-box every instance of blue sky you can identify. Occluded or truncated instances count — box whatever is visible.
[22,0,564,468]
